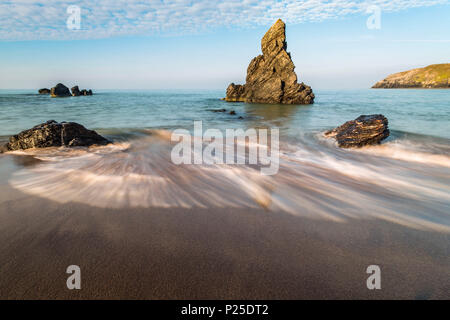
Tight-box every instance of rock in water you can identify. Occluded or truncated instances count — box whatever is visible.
[79,89,93,96]
[1,120,111,152]
[71,86,81,96]
[325,115,390,148]
[225,19,314,104]
[38,88,50,94]
[50,83,71,97]
[40,84,93,97]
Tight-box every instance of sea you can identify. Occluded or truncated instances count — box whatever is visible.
[0,89,449,232]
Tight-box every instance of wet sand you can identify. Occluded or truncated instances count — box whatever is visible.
[0,155,449,299]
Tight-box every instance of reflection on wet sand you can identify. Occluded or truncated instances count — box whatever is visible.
[11,154,43,167]
[6,129,450,233]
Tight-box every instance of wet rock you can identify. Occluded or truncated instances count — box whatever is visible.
[226,84,246,102]
[79,89,93,96]
[50,83,71,97]
[46,84,93,97]
[229,110,236,115]
[38,88,50,95]
[210,109,227,113]
[71,86,81,96]
[224,19,314,105]
[325,114,390,148]
[1,120,111,152]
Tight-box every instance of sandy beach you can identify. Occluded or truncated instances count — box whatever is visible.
[1,0,450,304]
[0,154,449,300]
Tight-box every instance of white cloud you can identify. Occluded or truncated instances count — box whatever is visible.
[0,0,448,40]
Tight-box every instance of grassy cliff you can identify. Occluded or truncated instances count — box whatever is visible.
[372,64,450,88]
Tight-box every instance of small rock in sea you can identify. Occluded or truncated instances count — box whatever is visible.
[210,109,227,113]
[325,114,390,148]
[47,84,93,97]
[79,89,93,96]
[71,86,81,96]
[0,120,111,152]
[229,110,236,115]
[38,88,50,95]
[50,83,71,97]
[238,116,244,119]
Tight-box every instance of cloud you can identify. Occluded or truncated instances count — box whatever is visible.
[0,0,448,40]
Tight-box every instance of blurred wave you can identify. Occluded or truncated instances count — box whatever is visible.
[7,129,450,233]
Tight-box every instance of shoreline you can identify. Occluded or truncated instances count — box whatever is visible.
[0,156,449,299]
[1,191,449,299]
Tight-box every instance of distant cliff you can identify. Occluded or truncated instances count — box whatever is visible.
[372,64,450,89]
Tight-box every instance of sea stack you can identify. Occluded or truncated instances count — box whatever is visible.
[225,19,314,104]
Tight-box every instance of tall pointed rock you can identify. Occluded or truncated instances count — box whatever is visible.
[225,19,314,104]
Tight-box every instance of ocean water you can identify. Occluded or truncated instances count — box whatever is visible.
[0,89,449,232]
[0,89,449,139]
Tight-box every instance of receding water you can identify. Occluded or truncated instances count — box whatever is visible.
[0,89,449,232]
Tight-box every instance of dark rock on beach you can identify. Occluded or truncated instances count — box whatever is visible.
[38,88,51,95]
[1,120,111,152]
[50,83,71,97]
[325,115,390,148]
[224,19,314,105]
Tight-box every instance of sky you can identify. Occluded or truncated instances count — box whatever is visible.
[0,0,449,90]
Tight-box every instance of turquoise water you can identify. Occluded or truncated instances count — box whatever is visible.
[1,89,449,232]
[0,89,449,139]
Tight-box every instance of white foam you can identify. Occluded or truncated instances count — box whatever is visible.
[8,134,450,233]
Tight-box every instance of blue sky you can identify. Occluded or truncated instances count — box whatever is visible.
[0,0,449,89]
